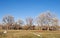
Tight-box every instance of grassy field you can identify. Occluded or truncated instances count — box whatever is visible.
[0,30,60,38]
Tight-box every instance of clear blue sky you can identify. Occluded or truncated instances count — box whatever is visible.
[0,0,60,22]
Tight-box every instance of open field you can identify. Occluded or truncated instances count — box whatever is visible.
[0,30,60,38]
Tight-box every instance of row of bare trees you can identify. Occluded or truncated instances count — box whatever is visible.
[0,11,60,31]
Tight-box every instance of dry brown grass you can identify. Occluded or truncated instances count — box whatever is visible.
[0,30,60,38]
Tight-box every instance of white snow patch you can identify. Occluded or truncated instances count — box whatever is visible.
[33,33,41,37]
[3,30,7,34]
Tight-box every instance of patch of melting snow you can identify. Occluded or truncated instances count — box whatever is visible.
[33,33,41,37]
[37,34,40,36]
[3,30,7,34]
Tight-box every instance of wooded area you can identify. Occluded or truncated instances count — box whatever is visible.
[0,11,60,31]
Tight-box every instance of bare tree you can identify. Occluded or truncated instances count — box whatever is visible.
[36,11,59,30]
[51,17,59,30]
[26,17,33,26]
[2,15,14,30]
[16,19,24,26]
[26,17,34,30]
[14,19,24,30]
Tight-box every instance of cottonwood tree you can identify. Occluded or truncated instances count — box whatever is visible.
[51,17,59,30]
[16,19,24,26]
[36,11,59,30]
[14,19,24,30]
[26,17,34,30]
[2,15,14,30]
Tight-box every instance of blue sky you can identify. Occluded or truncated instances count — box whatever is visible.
[0,0,60,22]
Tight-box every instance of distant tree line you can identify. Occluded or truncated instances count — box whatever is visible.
[0,11,60,31]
